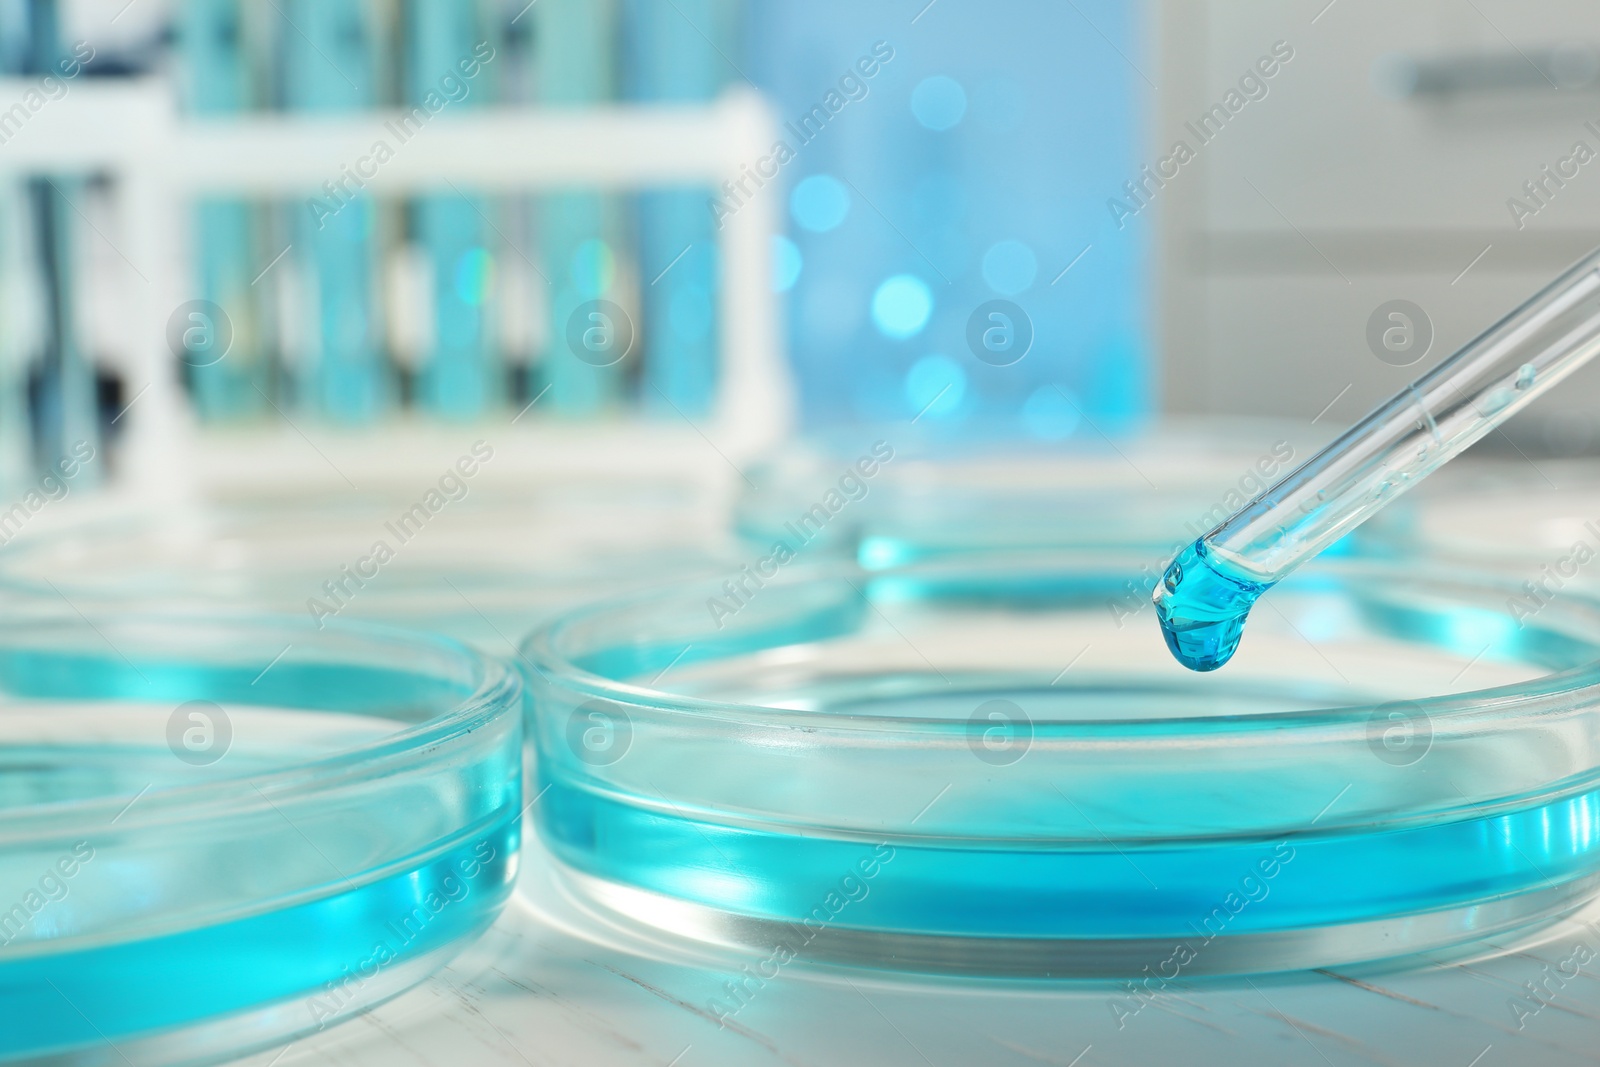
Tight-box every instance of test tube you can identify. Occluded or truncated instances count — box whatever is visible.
[1154,245,1600,671]
[537,0,622,415]
[181,0,267,422]
[625,0,727,418]
[281,0,387,423]
[406,0,499,420]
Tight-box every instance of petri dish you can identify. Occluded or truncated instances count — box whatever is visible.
[0,503,729,653]
[521,550,1600,977]
[0,611,522,1064]
[1370,456,1600,575]
[732,422,1387,570]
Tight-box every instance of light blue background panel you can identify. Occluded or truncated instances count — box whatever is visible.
[748,0,1149,435]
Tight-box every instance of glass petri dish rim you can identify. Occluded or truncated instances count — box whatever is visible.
[0,609,526,1063]
[0,608,522,835]
[520,549,1600,737]
[0,512,726,594]
[520,550,1600,974]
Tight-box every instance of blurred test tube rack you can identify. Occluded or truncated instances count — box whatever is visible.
[0,76,789,513]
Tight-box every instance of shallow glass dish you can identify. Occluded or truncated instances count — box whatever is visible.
[730,423,1411,572]
[522,551,1600,977]
[0,612,521,1064]
[1369,456,1600,575]
[0,508,726,653]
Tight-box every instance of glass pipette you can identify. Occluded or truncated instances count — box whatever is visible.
[1154,246,1600,671]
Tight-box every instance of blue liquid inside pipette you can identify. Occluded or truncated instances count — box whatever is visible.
[1152,540,1273,671]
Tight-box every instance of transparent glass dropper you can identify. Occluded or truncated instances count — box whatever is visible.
[1154,246,1600,671]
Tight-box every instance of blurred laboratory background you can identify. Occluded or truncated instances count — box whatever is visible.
[0,0,1143,451]
[0,0,1598,581]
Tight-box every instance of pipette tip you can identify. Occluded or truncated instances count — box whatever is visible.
[1152,540,1272,672]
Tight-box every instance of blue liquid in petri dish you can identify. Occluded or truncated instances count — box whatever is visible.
[528,559,1600,970]
[539,759,1600,944]
[0,813,519,1059]
[1152,539,1273,671]
[0,618,524,1061]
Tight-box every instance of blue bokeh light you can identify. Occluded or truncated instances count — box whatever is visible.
[1020,384,1080,440]
[790,174,851,232]
[905,353,966,418]
[911,75,968,131]
[981,239,1038,295]
[871,274,934,339]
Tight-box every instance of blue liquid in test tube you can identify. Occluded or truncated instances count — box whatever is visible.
[625,0,729,417]
[536,0,620,415]
[281,0,387,423]
[180,0,267,421]
[406,0,499,419]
